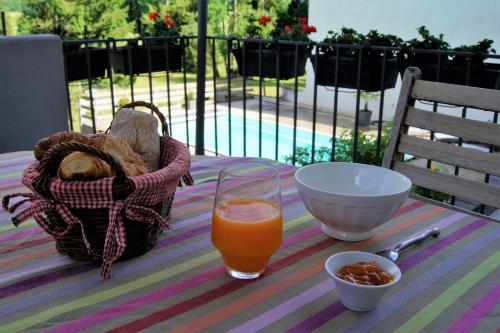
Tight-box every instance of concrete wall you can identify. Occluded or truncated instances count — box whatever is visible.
[301,0,500,123]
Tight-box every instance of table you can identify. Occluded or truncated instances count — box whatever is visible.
[1,152,499,332]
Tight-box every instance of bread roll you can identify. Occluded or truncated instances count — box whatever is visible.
[96,135,150,173]
[109,108,161,170]
[58,152,114,180]
[34,132,94,160]
[57,135,150,180]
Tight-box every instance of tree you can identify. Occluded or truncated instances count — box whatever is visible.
[159,0,198,71]
[124,0,163,34]
[0,0,21,35]
[1,0,22,11]
[80,0,132,39]
[18,0,132,39]
[17,0,81,38]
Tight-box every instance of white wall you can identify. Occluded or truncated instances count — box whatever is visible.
[301,0,500,122]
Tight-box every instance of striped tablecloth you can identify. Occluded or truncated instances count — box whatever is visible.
[0,152,499,333]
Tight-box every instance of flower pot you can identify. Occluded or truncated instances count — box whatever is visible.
[109,43,182,75]
[310,54,399,91]
[358,109,372,126]
[232,45,310,80]
[63,46,108,82]
[481,63,500,89]
[397,52,498,89]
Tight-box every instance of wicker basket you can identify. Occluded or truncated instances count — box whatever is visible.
[3,102,192,278]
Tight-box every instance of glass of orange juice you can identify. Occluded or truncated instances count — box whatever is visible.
[211,160,282,279]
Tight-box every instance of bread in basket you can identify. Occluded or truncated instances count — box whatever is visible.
[2,102,193,278]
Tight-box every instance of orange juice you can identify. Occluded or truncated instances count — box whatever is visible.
[212,198,282,273]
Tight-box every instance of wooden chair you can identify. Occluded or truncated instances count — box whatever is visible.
[383,67,500,220]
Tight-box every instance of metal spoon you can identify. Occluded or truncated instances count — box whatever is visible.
[376,228,440,262]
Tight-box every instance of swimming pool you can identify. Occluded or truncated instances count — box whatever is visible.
[170,114,332,162]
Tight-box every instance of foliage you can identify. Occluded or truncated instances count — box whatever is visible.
[320,27,403,56]
[405,26,495,54]
[364,30,404,48]
[322,27,365,46]
[18,0,131,39]
[80,0,132,39]
[157,0,196,34]
[284,122,451,203]
[241,0,312,42]
[247,14,315,42]
[208,0,230,36]
[157,0,198,71]
[404,26,495,65]
[411,164,451,203]
[271,16,316,41]
[118,96,130,107]
[113,74,135,88]
[0,7,20,35]
[361,91,378,110]
[405,26,450,50]
[142,10,181,38]
[1,0,22,11]
[336,126,391,164]
[453,39,496,54]
[275,0,308,27]
[17,0,80,38]
[123,0,163,34]
[411,185,451,203]
[283,121,392,166]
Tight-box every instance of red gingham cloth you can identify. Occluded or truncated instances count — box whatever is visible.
[2,136,193,279]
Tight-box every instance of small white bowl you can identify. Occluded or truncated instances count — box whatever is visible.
[295,162,411,241]
[325,251,401,312]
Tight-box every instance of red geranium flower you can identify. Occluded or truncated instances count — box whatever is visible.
[164,14,177,27]
[149,12,159,20]
[298,17,307,23]
[258,16,272,26]
[284,25,292,32]
[302,24,317,33]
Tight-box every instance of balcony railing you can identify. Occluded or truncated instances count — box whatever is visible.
[63,37,500,151]
[62,36,500,213]
[1,11,6,36]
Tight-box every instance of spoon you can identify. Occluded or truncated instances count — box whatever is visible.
[376,228,440,262]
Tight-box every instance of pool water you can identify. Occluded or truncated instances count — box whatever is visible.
[170,114,332,161]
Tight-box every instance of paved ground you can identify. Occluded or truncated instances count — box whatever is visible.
[182,96,382,136]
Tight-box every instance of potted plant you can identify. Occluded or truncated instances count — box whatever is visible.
[110,11,183,75]
[398,26,498,88]
[232,16,316,80]
[311,28,402,91]
[63,42,109,82]
[359,91,378,126]
[182,91,196,110]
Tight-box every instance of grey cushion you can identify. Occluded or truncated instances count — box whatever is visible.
[0,34,69,153]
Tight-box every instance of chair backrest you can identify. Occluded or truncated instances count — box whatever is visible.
[0,34,69,153]
[383,67,500,210]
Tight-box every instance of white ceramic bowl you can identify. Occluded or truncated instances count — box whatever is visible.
[325,251,401,312]
[295,162,411,241]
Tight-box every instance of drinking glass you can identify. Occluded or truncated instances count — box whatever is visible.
[211,160,282,279]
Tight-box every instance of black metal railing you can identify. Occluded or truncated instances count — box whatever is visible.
[1,11,6,36]
[61,36,500,213]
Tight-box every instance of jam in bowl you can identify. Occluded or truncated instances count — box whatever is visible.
[325,251,401,311]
